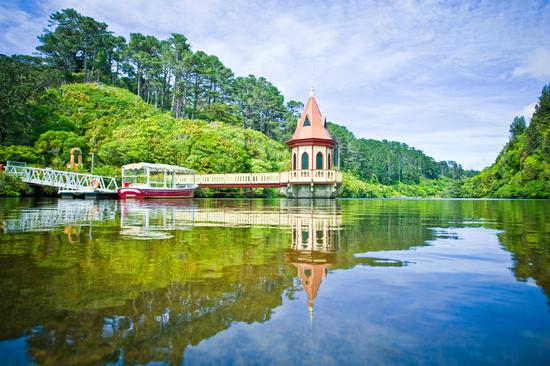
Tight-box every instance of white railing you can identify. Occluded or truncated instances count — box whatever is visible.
[287,170,341,184]
[177,170,342,186]
[5,162,118,192]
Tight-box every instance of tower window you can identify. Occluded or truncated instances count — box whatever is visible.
[303,116,311,127]
[301,152,309,170]
[293,153,297,170]
[316,152,323,170]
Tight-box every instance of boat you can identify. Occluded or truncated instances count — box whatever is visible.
[117,163,198,199]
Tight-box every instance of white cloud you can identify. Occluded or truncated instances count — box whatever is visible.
[513,48,550,80]
[1,0,549,170]
[521,102,537,121]
[0,5,44,56]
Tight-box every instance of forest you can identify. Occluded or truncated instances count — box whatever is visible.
[1,8,547,198]
[459,86,550,198]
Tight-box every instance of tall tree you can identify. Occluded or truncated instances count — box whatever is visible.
[37,8,115,82]
[126,33,161,98]
[509,116,527,141]
[282,100,304,141]
[168,33,192,118]
[0,55,63,145]
[233,76,286,139]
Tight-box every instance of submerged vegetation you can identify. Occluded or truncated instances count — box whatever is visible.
[0,8,548,198]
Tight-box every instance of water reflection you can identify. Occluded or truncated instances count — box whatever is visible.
[0,198,549,365]
[2,199,117,233]
[0,199,346,365]
[286,206,339,319]
[120,200,196,239]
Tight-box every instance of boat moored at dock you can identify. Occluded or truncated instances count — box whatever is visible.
[117,163,198,199]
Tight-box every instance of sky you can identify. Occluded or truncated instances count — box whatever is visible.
[1,0,549,169]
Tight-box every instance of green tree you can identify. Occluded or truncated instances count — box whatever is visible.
[35,130,87,167]
[126,33,162,98]
[281,100,304,141]
[233,75,286,139]
[0,55,63,145]
[168,33,192,118]
[460,84,550,198]
[509,116,526,141]
[37,8,116,82]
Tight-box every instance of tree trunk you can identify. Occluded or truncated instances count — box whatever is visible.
[83,47,88,82]
[192,75,199,119]
[137,64,142,97]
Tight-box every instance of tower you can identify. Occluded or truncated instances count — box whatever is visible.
[283,88,340,198]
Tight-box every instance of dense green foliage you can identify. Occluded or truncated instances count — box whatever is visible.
[339,172,458,198]
[0,84,288,178]
[328,123,476,185]
[0,172,31,196]
[460,85,550,198]
[339,172,398,198]
[0,55,63,145]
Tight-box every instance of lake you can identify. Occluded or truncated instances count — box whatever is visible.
[0,198,549,365]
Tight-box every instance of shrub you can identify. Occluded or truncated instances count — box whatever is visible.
[0,145,40,164]
[0,172,31,196]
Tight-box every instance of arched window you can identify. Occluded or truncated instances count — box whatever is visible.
[316,152,323,170]
[293,153,297,170]
[303,116,311,126]
[328,153,331,169]
[302,231,309,246]
[301,152,309,170]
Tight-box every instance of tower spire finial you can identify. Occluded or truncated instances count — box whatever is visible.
[310,86,315,97]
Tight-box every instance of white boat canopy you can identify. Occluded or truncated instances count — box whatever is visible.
[121,162,195,174]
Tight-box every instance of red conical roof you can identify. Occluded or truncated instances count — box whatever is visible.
[293,262,331,311]
[286,91,334,146]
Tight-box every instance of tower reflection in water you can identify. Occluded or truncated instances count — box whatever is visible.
[285,201,340,320]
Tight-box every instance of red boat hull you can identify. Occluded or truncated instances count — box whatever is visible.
[117,187,196,199]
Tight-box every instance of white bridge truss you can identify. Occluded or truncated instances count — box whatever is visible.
[5,162,118,193]
[2,200,118,233]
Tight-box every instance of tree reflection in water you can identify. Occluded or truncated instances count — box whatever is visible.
[0,198,548,365]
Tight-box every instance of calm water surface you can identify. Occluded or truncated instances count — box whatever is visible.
[0,198,549,365]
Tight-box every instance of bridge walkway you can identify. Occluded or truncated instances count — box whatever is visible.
[5,162,118,195]
[180,170,342,188]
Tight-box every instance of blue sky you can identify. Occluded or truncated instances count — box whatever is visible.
[1,0,549,169]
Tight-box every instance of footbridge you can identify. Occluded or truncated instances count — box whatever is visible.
[4,161,341,198]
[180,170,341,189]
[5,162,118,194]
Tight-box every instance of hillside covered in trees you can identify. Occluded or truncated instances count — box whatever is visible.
[10,7,546,198]
[0,82,288,175]
[459,85,550,198]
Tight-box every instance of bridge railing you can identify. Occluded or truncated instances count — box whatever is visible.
[176,172,286,185]
[287,170,342,184]
[176,170,342,186]
[5,163,118,192]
